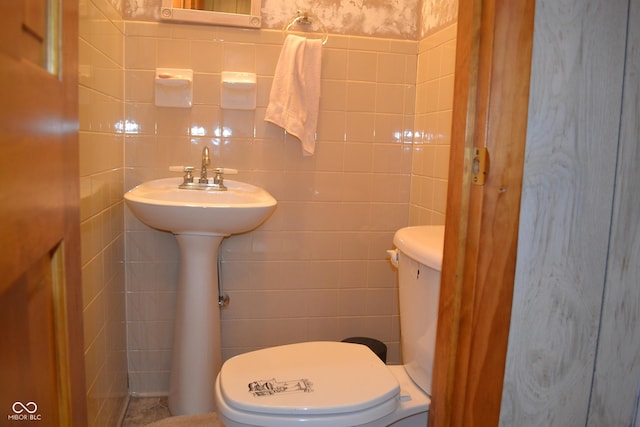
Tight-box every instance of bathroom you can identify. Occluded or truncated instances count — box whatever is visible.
[0,0,640,426]
[80,0,456,424]
[9,0,634,425]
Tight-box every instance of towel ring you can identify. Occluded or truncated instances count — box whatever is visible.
[283,10,329,45]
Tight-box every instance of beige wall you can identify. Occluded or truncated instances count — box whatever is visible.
[81,0,457,403]
[122,21,455,395]
[123,0,457,39]
[410,24,456,225]
[124,22,417,394]
[420,0,458,38]
[79,0,129,425]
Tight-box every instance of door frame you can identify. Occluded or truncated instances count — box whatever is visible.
[430,0,535,425]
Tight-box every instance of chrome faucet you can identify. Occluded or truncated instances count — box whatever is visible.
[175,146,237,191]
[199,146,210,183]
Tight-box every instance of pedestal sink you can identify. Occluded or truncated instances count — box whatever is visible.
[124,177,277,416]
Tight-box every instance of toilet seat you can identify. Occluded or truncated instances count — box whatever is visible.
[216,341,400,427]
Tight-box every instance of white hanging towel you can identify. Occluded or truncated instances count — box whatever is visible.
[265,34,322,156]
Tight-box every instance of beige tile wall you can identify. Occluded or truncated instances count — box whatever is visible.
[122,21,455,395]
[123,22,419,394]
[79,0,129,425]
[410,24,457,225]
[78,0,455,413]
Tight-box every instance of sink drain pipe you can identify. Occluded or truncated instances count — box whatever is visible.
[217,251,230,308]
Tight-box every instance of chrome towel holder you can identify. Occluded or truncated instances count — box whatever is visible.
[283,10,329,45]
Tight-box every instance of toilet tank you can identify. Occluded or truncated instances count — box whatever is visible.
[391,225,444,396]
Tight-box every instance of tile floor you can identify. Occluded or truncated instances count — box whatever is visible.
[121,397,172,426]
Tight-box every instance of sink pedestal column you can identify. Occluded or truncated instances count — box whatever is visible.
[168,233,225,415]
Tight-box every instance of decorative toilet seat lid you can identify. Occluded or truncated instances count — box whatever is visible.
[218,341,400,417]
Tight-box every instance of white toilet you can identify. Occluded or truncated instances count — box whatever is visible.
[214,225,445,427]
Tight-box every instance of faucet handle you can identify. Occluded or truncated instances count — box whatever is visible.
[169,165,195,184]
[183,166,195,183]
[169,165,195,172]
[169,165,189,172]
[213,167,238,175]
[211,167,238,190]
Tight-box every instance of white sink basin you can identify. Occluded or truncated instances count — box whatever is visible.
[124,177,277,236]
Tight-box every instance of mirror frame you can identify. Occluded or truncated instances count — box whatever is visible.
[160,0,262,28]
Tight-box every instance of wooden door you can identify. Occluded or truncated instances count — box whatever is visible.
[0,1,86,426]
[429,0,535,425]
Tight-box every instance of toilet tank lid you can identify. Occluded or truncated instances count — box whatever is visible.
[393,225,445,270]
